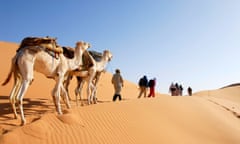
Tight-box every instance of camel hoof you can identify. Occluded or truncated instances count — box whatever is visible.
[67,104,71,109]
[14,115,18,119]
[58,111,63,115]
[93,98,98,104]
[21,120,26,126]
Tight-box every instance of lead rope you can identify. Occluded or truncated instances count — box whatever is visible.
[52,41,55,70]
[106,61,114,74]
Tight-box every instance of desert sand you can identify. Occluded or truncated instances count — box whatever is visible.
[0,41,240,144]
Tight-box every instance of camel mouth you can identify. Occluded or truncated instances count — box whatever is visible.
[87,43,91,48]
[107,56,112,62]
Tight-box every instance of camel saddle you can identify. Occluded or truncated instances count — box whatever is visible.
[62,47,102,71]
[17,37,63,55]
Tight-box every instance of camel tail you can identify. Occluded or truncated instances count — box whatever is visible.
[2,66,13,86]
[2,56,16,86]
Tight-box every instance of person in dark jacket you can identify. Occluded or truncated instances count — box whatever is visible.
[188,87,192,96]
[148,78,156,98]
[169,82,176,96]
[138,75,148,98]
[179,85,183,96]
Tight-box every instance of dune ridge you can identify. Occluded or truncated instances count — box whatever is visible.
[0,41,240,144]
[195,86,240,120]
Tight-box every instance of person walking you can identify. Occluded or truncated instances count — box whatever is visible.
[169,82,176,96]
[187,87,192,96]
[138,75,148,98]
[175,83,180,96]
[148,78,156,98]
[112,69,124,101]
[179,84,183,96]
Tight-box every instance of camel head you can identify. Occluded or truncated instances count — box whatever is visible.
[76,41,91,52]
[103,50,113,62]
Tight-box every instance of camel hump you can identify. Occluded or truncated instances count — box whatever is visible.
[17,36,63,54]
[62,48,103,61]
[62,46,75,59]
[19,36,57,48]
[88,50,103,62]
[81,51,97,70]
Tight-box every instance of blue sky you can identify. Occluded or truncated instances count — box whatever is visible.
[1,0,240,94]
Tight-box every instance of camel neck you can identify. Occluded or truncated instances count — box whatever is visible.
[96,57,109,72]
[67,48,83,70]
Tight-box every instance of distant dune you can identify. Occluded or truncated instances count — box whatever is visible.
[221,83,240,89]
[0,41,240,144]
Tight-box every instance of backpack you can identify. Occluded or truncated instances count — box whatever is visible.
[138,78,144,86]
[148,80,154,87]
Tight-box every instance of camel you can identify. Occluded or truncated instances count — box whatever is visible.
[2,40,90,125]
[64,50,113,106]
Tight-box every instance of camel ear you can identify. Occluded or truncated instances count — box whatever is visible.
[82,42,91,49]
[76,41,91,50]
[88,43,91,48]
[103,50,108,54]
[76,41,84,48]
[104,50,111,56]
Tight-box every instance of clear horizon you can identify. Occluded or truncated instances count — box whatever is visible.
[1,0,240,94]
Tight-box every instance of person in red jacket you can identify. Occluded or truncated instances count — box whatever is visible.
[148,78,156,98]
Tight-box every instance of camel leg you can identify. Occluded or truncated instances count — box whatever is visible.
[87,82,96,105]
[90,83,94,103]
[60,85,71,109]
[16,79,31,125]
[52,87,62,115]
[75,77,84,106]
[79,81,85,106]
[75,81,84,106]
[74,82,80,106]
[92,74,100,104]
[52,75,65,115]
[9,78,20,119]
[87,82,92,105]
[14,58,33,125]
[9,65,22,119]
[13,77,22,118]
[93,72,101,85]
[52,94,57,110]
[87,70,96,105]
[93,86,97,104]
[63,75,72,101]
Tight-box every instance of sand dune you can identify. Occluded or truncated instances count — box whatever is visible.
[195,86,240,120]
[0,41,240,144]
